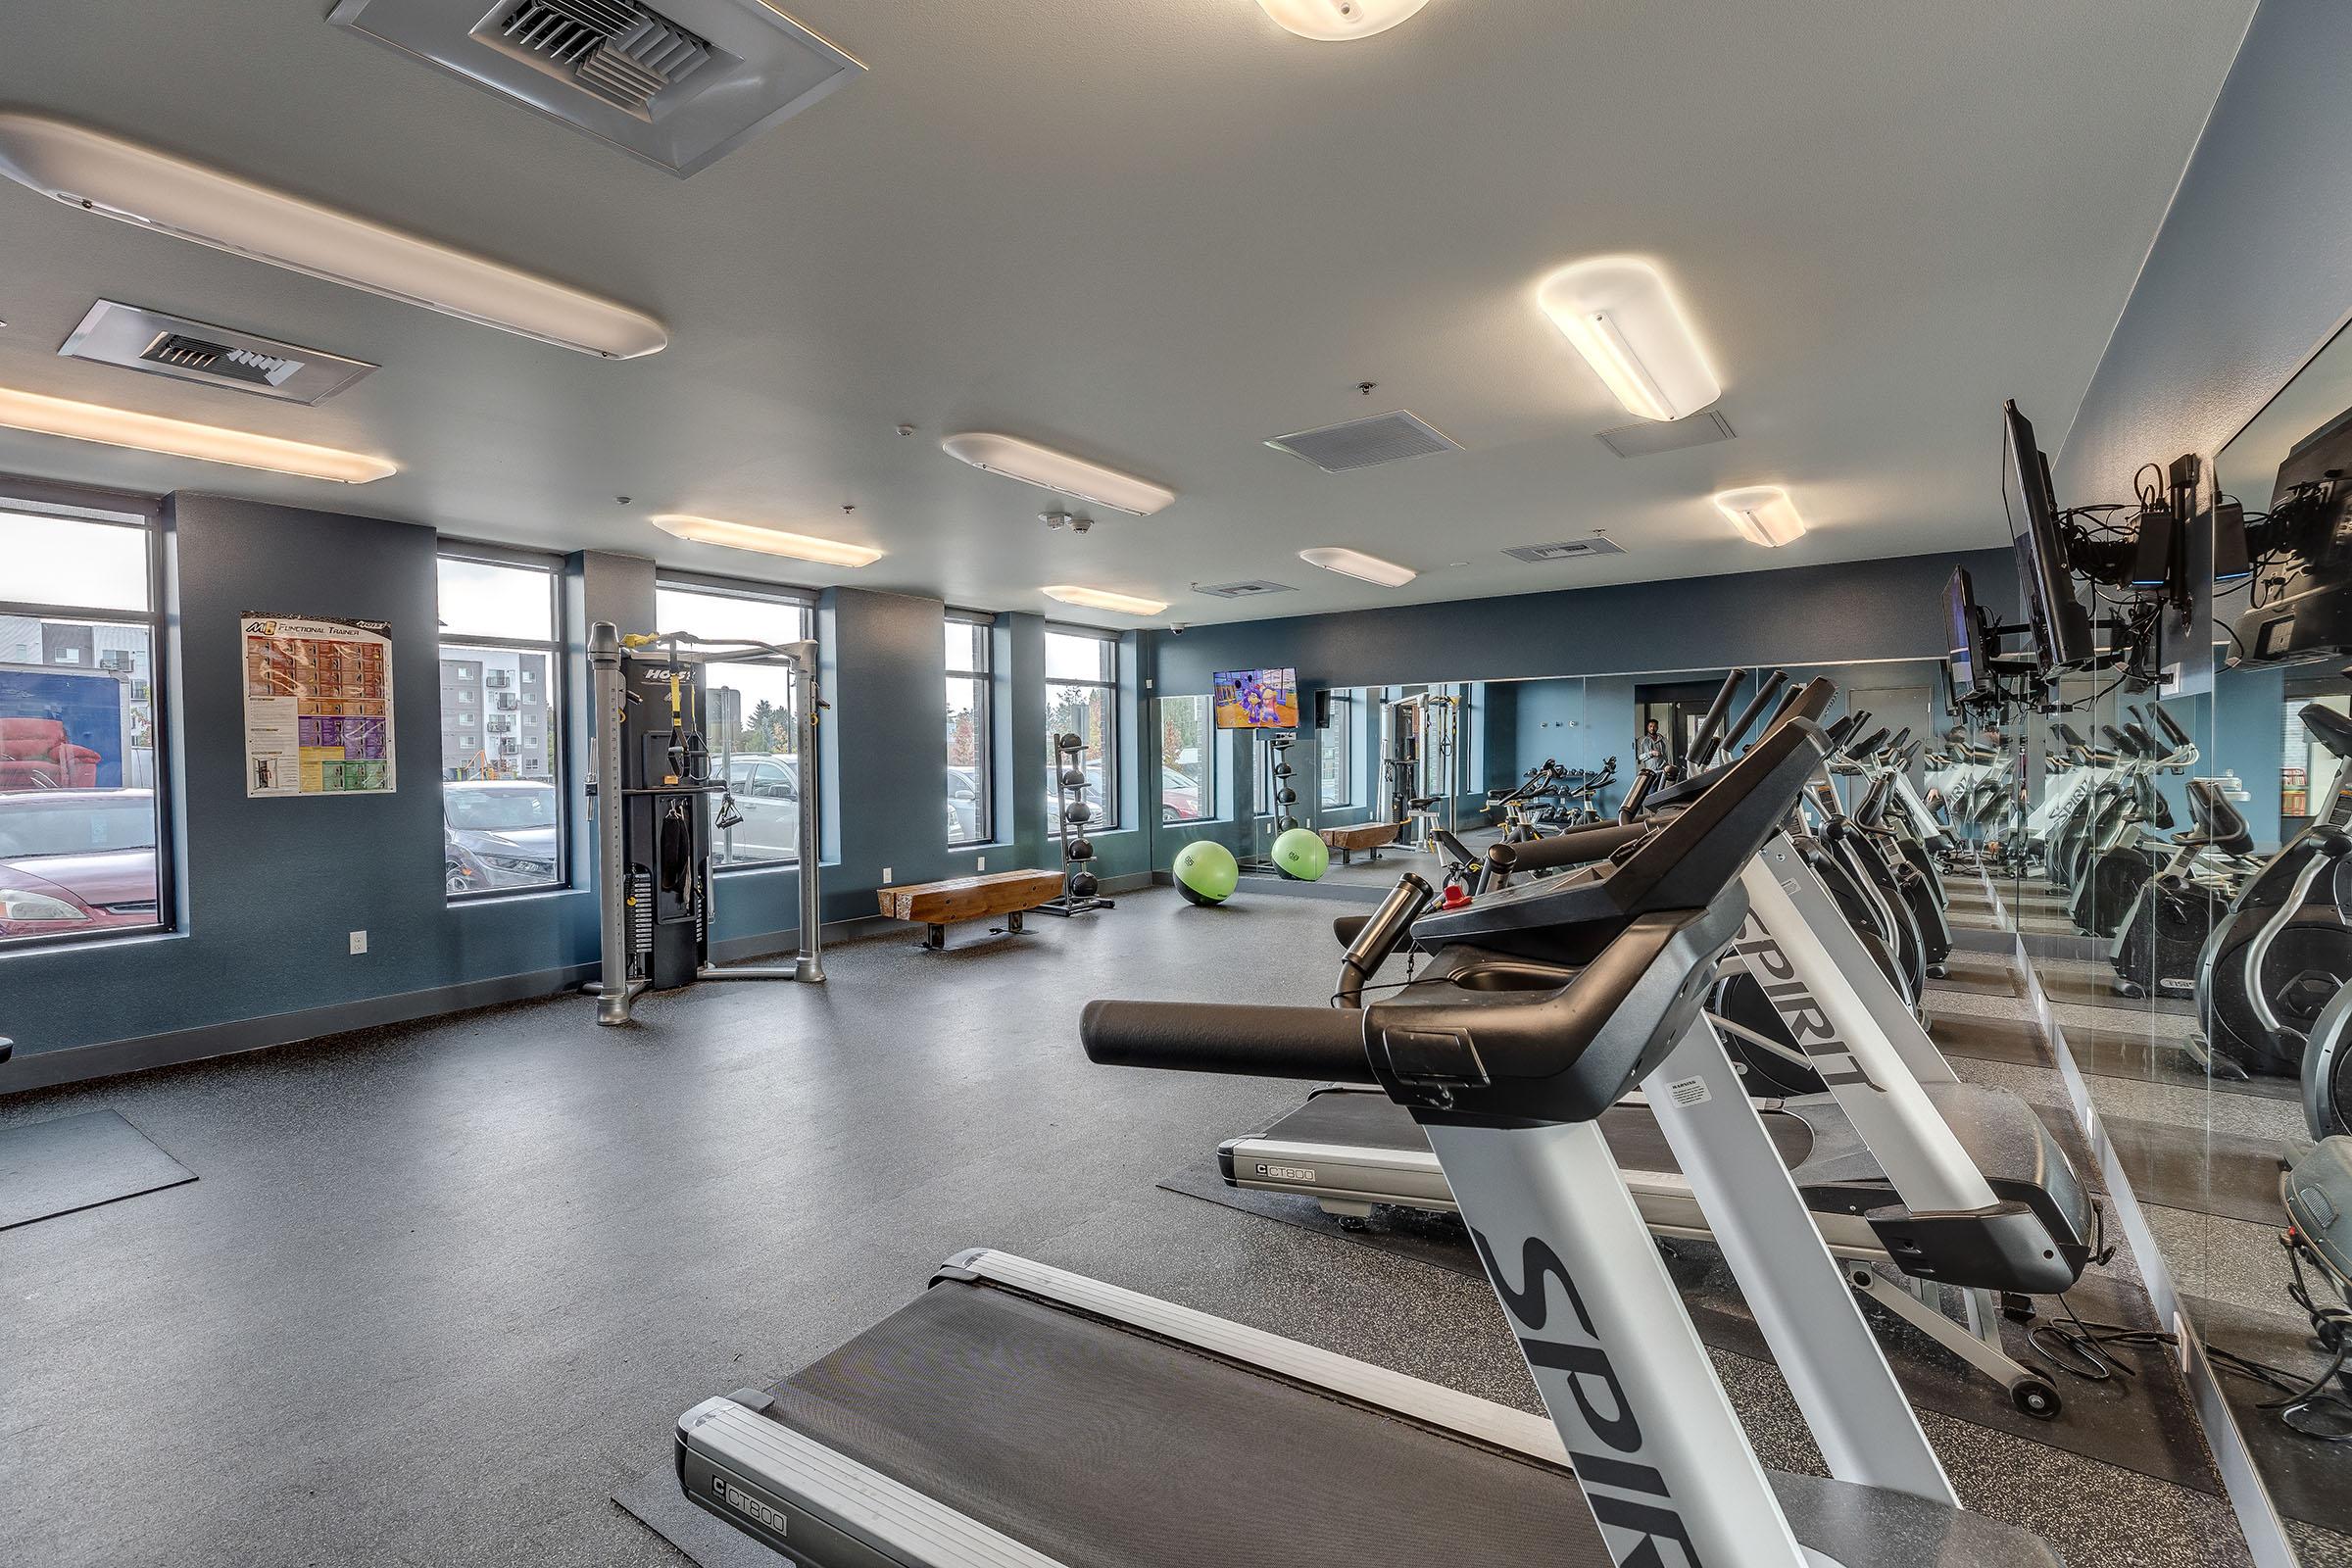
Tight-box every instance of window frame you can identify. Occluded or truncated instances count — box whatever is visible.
[655,574,817,872]
[1157,695,1215,825]
[946,610,995,848]
[1319,691,1354,809]
[437,544,567,902]
[1044,625,1120,831]
[0,475,173,954]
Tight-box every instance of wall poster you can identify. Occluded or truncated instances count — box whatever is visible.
[241,614,395,798]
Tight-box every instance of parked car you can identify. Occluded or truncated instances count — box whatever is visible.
[718,754,802,861]
[443,779,560,892]
[1047,762,1107,828]
[0,787,159,940]
[1160,765,1200,822]
[947,766,986,842]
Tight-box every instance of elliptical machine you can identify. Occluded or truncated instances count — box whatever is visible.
[2110,778,2255,1000]
[2196,703,2352,1077]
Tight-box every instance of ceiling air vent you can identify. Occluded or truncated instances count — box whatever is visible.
[1595,409,1736,459]
[1192,580,1297,601]
[1502,537,1628,564]
[1265,411,1462,474]
[60,301,376,404]
[330,0,864,177]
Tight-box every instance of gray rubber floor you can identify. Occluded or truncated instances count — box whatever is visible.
[0,887,2260,1567]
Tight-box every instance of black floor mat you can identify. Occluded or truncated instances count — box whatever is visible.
[1159,1157,2213,1492]
[2061,1014,2298,1103]
[2187,1294,2352,1538]
[614,1461,782,1567]
[2102,1117,2294,1226]
[2036,962,2197,1015]
[0,1109,195,1230]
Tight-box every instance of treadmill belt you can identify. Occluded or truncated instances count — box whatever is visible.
[763,1277,1611,1568]
[1267,1089,1816,1174]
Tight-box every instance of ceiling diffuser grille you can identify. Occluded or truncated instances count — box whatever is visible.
[1192,580,1296,600]
[491,0,714,115]
[1502,538,1627,564]
[331,0,864,176]
[60,300,376,404]
[1595,409,1736,459]
[1265,411,1462,473]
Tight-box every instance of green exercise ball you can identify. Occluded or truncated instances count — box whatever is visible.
[1272,827,1330,882]
[1173,841,1240,906]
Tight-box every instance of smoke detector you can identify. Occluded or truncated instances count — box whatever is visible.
[329,0,864,176]
[1042,511,1093,534]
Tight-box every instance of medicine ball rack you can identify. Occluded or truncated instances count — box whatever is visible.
[1039,730,1114,917]
[1238,728,1301,878]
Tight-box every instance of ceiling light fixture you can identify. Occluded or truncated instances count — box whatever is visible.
[0,112,668,360]
[1712,486,1808,548]
[1257,0,1431,41]
[0,384,395,483]
[650,514,883,566]
[1298,546,1417,587]
[1538,257,1720,422]
[940,432,1175,516]
[1042,585,1168,616]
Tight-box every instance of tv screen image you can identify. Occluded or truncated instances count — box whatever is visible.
[2003,399,2095,669]
[1213,667,1299,730]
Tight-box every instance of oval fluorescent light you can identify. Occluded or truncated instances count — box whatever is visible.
[1257,0,1431,40]
[941,432,1175,516]
[1299,547,1416,587]
[650,514,883,567]
[0,112,667,360]
[1538,257,1720,422]
[1713,486,1807,548]
[1042,585,1168,616]
[0,384,395,483]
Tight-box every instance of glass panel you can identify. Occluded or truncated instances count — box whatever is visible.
[0,511,150,612]
[1318,694,1352,808]
[1047,681,1114,828]
[438,641,560,894]
[945,618,986,672]
[0,613,162,945]
[946,673,989,845]
[658,584,813,867]
[1045,629,1110,683]
[436,557,554,642]
[1159,697,1209,823]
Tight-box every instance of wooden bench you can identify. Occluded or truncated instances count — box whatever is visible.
[879,869,1068,951]
[1319,822,1403,864]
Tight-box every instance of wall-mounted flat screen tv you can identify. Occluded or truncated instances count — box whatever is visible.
[1213,667,1299,730]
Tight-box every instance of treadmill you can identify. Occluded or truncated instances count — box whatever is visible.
[678,702,2064,1568]
[1222,709,2097,1418]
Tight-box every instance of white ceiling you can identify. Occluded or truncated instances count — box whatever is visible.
[0,0,2255,628]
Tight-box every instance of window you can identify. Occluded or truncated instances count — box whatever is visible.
[946,614,993,847]
[1046,627,1118,830]
[1159,697,1211,823]
[1319,692,1353,808]
[0,492,168,949]
[438,552,563,898]
[657,579,815,868]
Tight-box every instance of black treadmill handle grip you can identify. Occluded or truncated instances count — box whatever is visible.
[1081,1000,1374,1082]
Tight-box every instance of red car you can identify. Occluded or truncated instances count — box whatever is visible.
[0,788,161,941]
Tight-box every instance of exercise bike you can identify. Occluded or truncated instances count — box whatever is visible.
[2110,779,2255,1001]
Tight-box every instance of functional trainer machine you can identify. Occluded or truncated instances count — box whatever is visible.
[674,708,2065,1568]
[587,622,826,1026]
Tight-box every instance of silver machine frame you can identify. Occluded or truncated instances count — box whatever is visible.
[589,620,825,1026]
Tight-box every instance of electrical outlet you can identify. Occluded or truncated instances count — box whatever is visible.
[349,930,368,956]
[881,867,893,884]
[976,856,986,870]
